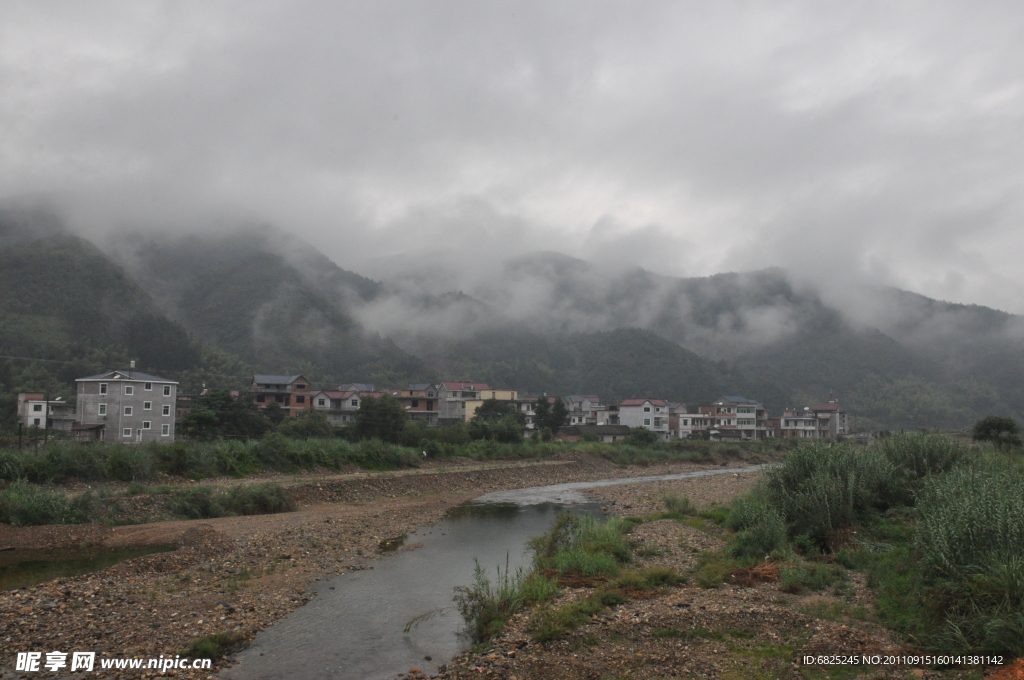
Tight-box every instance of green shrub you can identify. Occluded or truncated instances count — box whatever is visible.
[766,443,893,548]
[662,493,694,516]
[693,552,737,589]
[726,484,788,560]
[0,480,96,526]
[454,558,559,642]
[779,560,846,594]
[168,487,223,519]
[531,515,633,575]
[182,631,244,660]
[222,483,293,515]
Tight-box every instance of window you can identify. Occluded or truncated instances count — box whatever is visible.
[124,406,133,416]
[124,385,134,396]
[655,407,661,413]
[99,383,108,395]
[427,400,434,410]
[643,418,651,426]
[163,385,171,396]
[32,404,42,412]
[145,382,152,391]
[318,398,325,406]
[643,406,651,413]
[296,396,305,404]
[351,399,358,407]
[142,421,151,430]
[427,392,434,398]
[295,384,305,390]
[143,401,152,410]
[161,424,169,436]
[411,400,419,408]
[256,394,266,403]
[98,404,107,416]
[162,405,171,416]
[654,417,662,427]
[122,428,132,437]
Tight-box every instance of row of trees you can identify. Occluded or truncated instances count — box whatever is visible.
[178,391,575,444]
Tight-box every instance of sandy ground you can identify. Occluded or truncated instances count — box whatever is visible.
[0,453,760,679]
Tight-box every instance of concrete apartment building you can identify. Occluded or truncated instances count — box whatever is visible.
[75,370,178,442]
[384,384,439,425]
[250,375,312,417]
[709,395,770,440]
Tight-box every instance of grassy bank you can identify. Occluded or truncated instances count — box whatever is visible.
[0,435,782,485]
[0,480,294,527]
[709,434,1024,659]
[454,512,685,645]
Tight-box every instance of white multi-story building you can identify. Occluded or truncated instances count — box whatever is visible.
[617,398,670,438]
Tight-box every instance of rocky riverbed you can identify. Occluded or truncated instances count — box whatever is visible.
[435,474,997,680]
[0,452,761,679]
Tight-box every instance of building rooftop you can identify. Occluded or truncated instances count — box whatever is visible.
[620,398,668,406]
[253,374,306,385]
[78,370,177,383]
[439,381,490,390]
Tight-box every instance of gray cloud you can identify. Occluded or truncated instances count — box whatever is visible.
[2,1,1024,315]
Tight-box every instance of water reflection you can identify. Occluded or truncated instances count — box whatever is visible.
[0,546,175,591]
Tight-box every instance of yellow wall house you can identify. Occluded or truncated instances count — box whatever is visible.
[463,389,519,421]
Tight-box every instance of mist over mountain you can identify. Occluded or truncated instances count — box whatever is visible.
[1,206,1021,431]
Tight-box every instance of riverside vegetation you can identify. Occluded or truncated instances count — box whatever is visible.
[0,428,783,526]
[451,432,1023,665]
[694,433,1024,659]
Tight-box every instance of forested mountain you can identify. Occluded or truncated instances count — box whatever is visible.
[2,209,1022,431]
[108,229,428,388]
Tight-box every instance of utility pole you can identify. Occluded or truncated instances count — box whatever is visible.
[18,422,22,452]
[43,392,49,445]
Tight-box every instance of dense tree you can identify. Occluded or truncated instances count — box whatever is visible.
[472,398,525,425]
[354,394,407,443]
[277,410,334,439]
[262,401,286,426]
[533,396,550,429]
[180,390,269,440]
[971,416,1022,449]
[532,396,568,431]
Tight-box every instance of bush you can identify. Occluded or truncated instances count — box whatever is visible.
[766,443,893,549]
[727,486,788,561]
[779,560,846,594]
[454,558,559,642]
[182,631,245,660]
[662,493,694,516]
[169,487,223,519]
[0,480,96,526]
[222,483,293,515]
[972,416,1023,450]
[531,515,633,575]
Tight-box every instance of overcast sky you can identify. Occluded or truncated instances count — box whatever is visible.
[2,1,1023,312]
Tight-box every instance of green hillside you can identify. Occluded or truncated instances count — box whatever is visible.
[419,327,731,404]
[114,231,429,387]
[0,214,248,397]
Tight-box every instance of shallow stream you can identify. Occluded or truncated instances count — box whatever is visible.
[224,464,762,680]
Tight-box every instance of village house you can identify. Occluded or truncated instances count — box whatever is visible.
[779,407,820,438]
[777,400,850,439]
[708,395,771,440]
[617,398,670,439]
[310,385,385,426]
[384,384,439,425]
[562,395,603,425]
[75,369,178,442]
[250,374,312,417]
[17,393,75,432]
[434,382,519,422]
